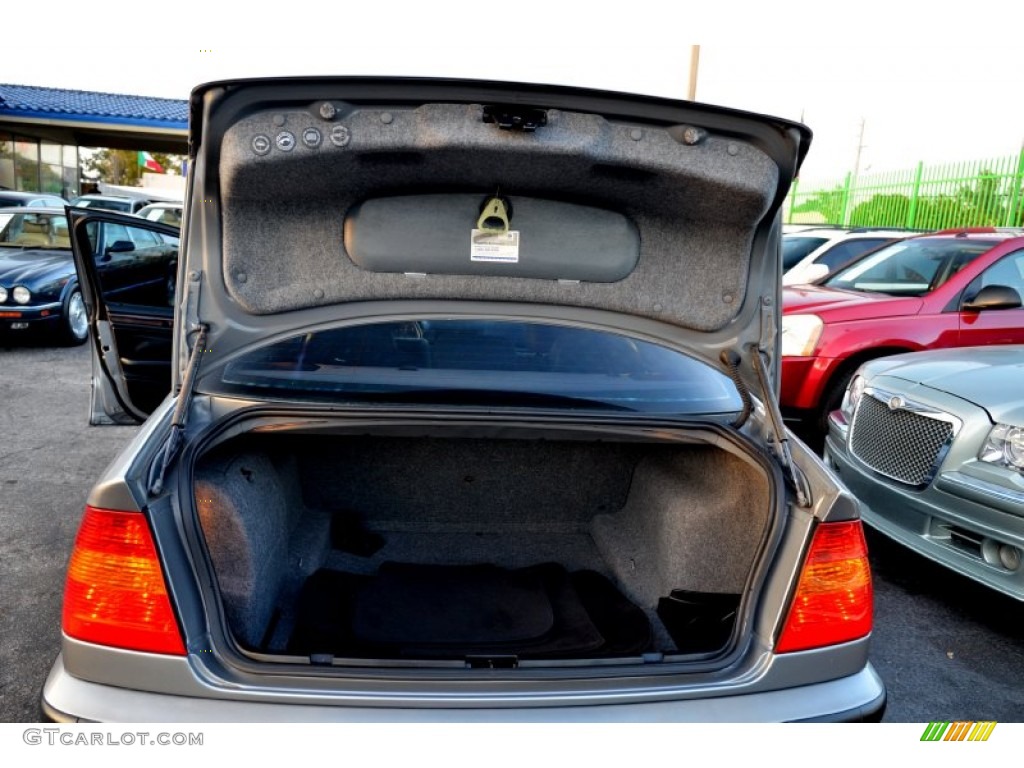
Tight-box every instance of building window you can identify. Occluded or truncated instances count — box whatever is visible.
[14,140,40,191]
[0,136,14,190]
[62,145,79,199]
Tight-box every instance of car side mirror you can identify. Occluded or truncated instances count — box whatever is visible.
[962,284,1023,312]
[101,239,135,261]
[107,239,135,253]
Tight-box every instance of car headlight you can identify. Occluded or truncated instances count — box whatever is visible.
[840,374,866,420]
[12,286,31,305]
[780,314,824,357]
[0,286,7,303]
[979,424,1024,472]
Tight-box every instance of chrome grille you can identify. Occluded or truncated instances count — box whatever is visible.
[849,394,953,485]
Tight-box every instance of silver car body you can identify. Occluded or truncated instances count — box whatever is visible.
[43,77,884,722]
[826,346,1024,599]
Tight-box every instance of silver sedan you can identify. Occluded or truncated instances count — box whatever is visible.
[826,346,1024,599]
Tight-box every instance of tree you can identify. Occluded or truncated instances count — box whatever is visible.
[968,169,1004,226]
[792,185,848,224]
[849,194,911,228]
[82,149,183,186]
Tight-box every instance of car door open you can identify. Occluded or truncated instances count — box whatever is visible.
[67,207,179,424]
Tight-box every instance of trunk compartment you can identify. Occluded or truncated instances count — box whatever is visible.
[192,425,774,667]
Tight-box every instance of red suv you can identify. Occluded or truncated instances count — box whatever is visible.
[781,229,1024,433]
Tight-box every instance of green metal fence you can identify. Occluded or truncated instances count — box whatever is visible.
[784,151,1024,230]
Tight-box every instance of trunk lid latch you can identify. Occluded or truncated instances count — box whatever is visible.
[482,105,548,132]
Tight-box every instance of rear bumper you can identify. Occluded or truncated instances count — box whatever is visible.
[42,651,886,723]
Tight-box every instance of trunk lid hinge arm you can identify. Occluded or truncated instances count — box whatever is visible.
[748,342,812,509]
[148,323,209,496]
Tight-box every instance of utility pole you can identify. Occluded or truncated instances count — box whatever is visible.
[687,45,700,101]
[844,118,867,226]
[852,117,867,181]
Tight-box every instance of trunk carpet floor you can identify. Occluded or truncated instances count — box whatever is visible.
[288,562,651,659]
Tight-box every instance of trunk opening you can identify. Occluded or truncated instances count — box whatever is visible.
[190,421,775,669]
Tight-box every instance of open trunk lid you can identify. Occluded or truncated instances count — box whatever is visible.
[180,77,810,395]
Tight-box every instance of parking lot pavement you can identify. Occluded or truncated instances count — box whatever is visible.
[867,529,1024,721]
[0,340,138,722]
[1,340,1022,722]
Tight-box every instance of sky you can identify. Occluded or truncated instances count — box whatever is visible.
[6,3,1023,182]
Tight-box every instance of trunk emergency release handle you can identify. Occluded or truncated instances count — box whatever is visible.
[477,195,512,233]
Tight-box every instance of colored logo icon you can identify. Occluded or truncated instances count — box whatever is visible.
[921,721,997,741]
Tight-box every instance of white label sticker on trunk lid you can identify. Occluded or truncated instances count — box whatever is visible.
[471,229,520,263]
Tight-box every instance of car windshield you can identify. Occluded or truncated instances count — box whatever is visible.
[823,238,994,296]
[215,320,744,416]
[0,212,71,248]
[139,205,182,226]
[782,236,830,271]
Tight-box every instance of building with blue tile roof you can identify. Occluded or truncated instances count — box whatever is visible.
[0,83,187,198]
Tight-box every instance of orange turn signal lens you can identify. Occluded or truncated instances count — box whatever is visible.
[62,506,186,655]
[776,520,873,653]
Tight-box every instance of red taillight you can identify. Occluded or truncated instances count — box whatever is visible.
[62,506,186,655]
[776,520,872,653]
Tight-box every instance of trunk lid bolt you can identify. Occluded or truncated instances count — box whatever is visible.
[681,126,706,145]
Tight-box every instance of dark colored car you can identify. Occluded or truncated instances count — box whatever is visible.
[781,229,1024,434]
[0,207,178,345]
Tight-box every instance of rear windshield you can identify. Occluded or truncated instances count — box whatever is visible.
[214,320,743,416]
[74,198,132,212]
[782,236,830,271]
[814,237,896,271]
[824,239,993,296]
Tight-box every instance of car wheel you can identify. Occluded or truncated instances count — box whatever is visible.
[817,368,856,439]
[60,288,89,346]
